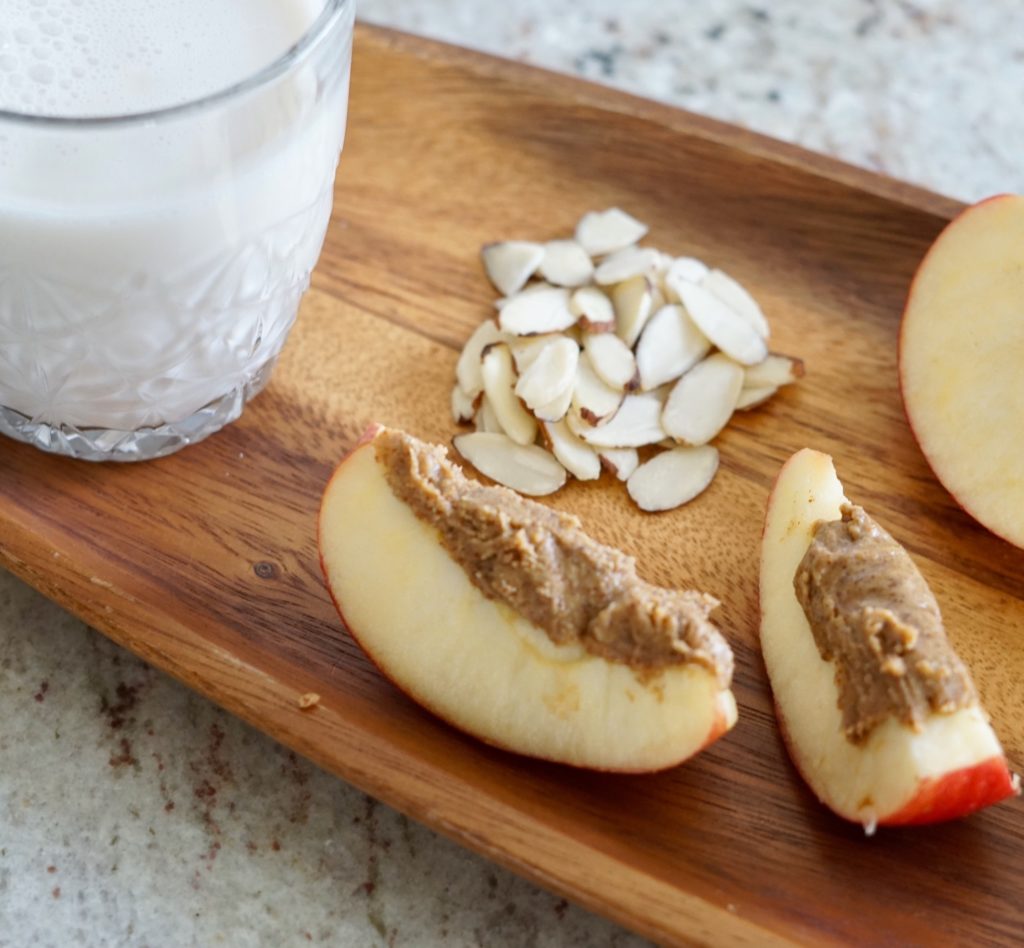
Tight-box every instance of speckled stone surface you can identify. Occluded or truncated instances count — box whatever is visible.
[362,0,1024,202]
[3,2,1023,945]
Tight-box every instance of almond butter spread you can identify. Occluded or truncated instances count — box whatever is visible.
[794,503,976,744]
[375,429,733,684]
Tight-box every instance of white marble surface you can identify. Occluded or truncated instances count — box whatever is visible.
[3,2,1023,945]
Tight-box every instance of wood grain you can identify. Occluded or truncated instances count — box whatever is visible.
[1,25,1021,947]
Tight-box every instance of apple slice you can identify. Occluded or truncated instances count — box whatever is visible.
[761,448,1018,829]
[900,193,1024,550]
[319,426,737,771]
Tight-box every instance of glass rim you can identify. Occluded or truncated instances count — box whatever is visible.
[0,0,351,129]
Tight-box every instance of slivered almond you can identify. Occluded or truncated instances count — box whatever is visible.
[539,240,594,287]
[572,355,624,424]
[594,246,660,285]
[533,380,575,423]
[743,352,805,388]
[575,208,648,257]
[451,385,477,425]
[584,333,637,391]
[480,343,537,445]
[508,333,561,373]
[481,241,544,296]
[456,320,505,397]
[570,286,615,332]
[542,420,602,480]
[702,268,770,339]
[676,281,767,366]
[463,209,802,508]
[514,337,578,411]
[474,394,504,433]
[453,432,566,496]
[498,285,576,336]
[598,447,639,481]
[736,385,778,410]
[611,275,654,348]
[635,304,712,390]
[576,393,665,448]
[663,256,710,299]
[662,353,744,445]
[627,446,719,512]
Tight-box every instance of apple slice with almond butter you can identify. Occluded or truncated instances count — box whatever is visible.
[761,447,1018,829]
[319,425,737,771]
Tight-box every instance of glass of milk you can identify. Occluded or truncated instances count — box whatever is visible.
[0,0,354,461]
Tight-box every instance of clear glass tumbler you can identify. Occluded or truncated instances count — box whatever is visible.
[0,0,354,461]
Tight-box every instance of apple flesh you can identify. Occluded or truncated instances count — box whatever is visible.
[318,425,737,772]
[900,193,1024,549]
[760,448,1018,828]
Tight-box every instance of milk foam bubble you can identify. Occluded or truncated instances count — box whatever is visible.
[0,0,326,117]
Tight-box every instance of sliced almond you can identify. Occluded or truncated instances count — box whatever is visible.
[635,304,712,391]
[508,333,561,374]
[474,394,504,433]
[594,246,660,285]
[572,355,624,424]
[480,343,537,446]
[575,208,648,257]
[662,352,744,446]
[626,446,719,512]
[576,393,665,448]
[610,275,654,348]
[533,380,575,423]
[663,256,710,298]
[514,337,579,411]
[542,420,602,480]
[498,285,576,336]
[453,432,566,496]
[676,281,768,366]
[539,240,594,288]
[584,333,637,392]
[451,384,477,425]
[570,286,615,332]
[702,268,770,339]
[598,447,639,481]
[456,320,505,397]
[743,352,805,388]
[481,241,544,297]
[736,385,778,410]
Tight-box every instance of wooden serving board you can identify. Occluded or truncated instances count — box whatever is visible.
[2,25,1022,946]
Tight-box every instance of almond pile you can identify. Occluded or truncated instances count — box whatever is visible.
[450,208,803,511]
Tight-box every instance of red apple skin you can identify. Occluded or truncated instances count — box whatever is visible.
[773,700,1017,828]
[881,757,1018,827]
[317,424,733,774]
[897,193,1021,549]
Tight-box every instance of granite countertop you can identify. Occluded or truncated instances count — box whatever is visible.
[3,2,1022,945]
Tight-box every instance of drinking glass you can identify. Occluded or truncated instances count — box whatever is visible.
[0,0,354,461]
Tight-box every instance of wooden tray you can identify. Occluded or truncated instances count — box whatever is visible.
[2,25,1021,946]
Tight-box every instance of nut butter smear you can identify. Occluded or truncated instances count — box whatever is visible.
[795,503,976,743]
[375,430,733,685]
